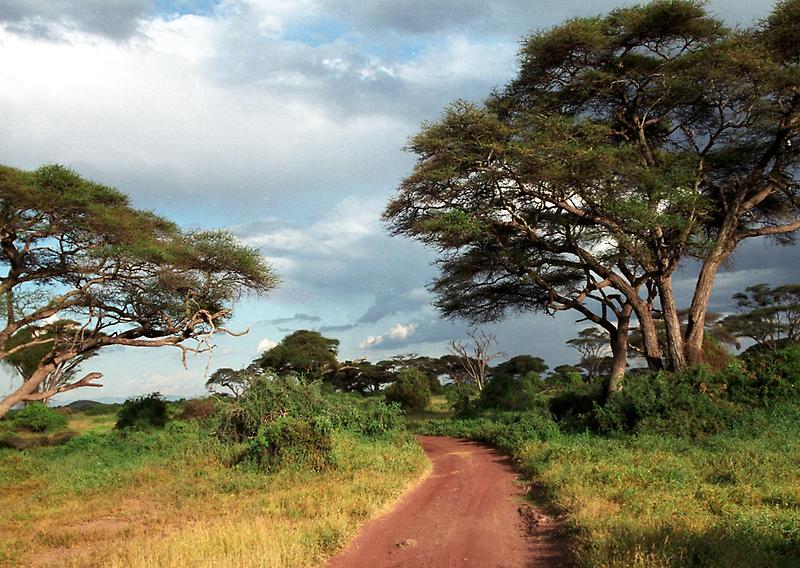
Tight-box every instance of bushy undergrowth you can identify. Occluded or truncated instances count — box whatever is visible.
[478,373,547,412]
[13,402,67,433]
[385,368,431,411]
[547,345,800,438]
[178,398,217,420]
[115,393,168,430]
[214,374,404,471]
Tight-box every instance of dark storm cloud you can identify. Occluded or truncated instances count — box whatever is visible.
[0,0,152,39]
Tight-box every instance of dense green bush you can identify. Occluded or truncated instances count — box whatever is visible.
[214,374,338,470]
[326,395,403,438]
[13,403,67,433]
[592,369,736,437]
[479,373,546,412]
[443,383,478,417]
[549,346,800,437]
[353,401,403,438]
[115,393,168,431]
[247,416,335,471]
[384,368,431,411]
[214,374,329,443]
[734,343,800,404]
[413,409,560,450]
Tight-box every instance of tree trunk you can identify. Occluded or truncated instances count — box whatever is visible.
[0,363,54,419]
[657,276,686,371]
[603,307,631,401]
[684,253,726,366]
[630,299,664,371]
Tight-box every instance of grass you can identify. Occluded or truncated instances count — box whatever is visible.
[412,403,800,567]
[0,413,428,567]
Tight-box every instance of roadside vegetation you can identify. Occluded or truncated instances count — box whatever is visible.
[0,382,426,567]
[411,343,800,567]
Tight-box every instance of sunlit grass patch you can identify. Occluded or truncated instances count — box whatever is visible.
[0,420,427,567]
[519,414,800,567]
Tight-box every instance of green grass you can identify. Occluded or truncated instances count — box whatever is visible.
[0,414,428,567]
[413,404,800,567]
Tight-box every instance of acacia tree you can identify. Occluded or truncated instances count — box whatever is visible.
[1,321,98,405]
[723,283,800,348]
[567,328,609,381]
[255,330,339,379]
[206,367,257,398]
[0,164,277,416]
[386,0,800,376]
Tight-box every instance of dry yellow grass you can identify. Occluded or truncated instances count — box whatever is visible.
[0,421,428,567]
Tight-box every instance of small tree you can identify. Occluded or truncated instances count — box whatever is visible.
[448,330,502,391]
[329,359,389,394]
[491,354,548,379]
[206,367,254,398]
[567,328,609,381]
[0,164,277,417]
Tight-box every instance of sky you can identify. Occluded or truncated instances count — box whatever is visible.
[0,0,795,403]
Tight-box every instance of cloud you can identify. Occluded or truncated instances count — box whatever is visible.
[358,335,383,349]
[388,322,416,340]
[256,338,278,352]
[0,0,152,40]
[260,312,321,325]
[359,322,416,349]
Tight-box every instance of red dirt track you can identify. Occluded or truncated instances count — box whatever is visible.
[327,435,569,568]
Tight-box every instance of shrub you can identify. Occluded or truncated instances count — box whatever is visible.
[734,343,800,404]
[479,373,546,412]
[215,374,329,443]
[214,374,338,470]
[491,410,561,452]
[178,398,217,420]
[358,401,403,438]
[246,416,335,471]
[115,393,168,431]
[444,383,479,417]
[591,369,736,437]
[384,369,431,411]
[13,403,67,433]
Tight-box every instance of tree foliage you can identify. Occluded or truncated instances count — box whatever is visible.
[723,283,800,348]
[384,0,800,386]
[206,367,255,398]
[255,330,339,379]
[384,368,431,411]
[0,164,277,416]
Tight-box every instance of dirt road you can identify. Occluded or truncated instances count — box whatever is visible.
[326,435,569,568]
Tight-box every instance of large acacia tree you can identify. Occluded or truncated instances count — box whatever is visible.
[385,0,800,380]
[255,330,339,379]
[0,164,277,416]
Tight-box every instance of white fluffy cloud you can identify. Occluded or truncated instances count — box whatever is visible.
[257,338,279,352]
[359,322,416,349]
